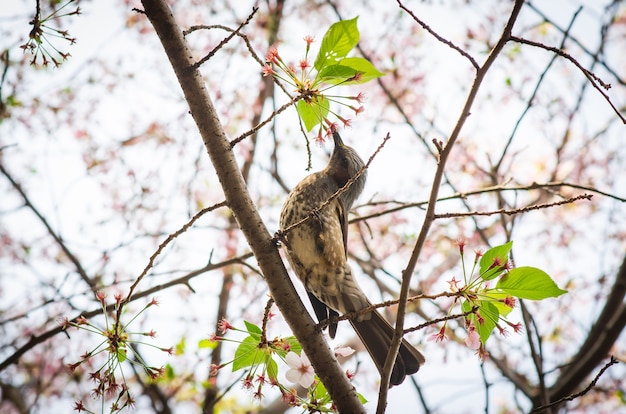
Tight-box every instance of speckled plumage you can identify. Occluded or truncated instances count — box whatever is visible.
[279,131,424,386]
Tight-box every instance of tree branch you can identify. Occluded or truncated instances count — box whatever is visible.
[533,356,620,412]
[139,0,365,411]
[509,35,625,124]
[534,255,626,408]
[377,2,526,411]
[0,160,96,292]
[397,0,479,70]
[0,252,252,372]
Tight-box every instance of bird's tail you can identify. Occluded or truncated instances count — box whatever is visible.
[350,310,425,386]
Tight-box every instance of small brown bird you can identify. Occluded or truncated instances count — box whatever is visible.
[279,131,424,385]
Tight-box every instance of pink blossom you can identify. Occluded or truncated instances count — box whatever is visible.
[261,64,274,76]
[428,326,447,342]
[285,351,315,388]
[217,317,232,334]
[334,346,355,358]
[95,290,107,305]
[456,237,467,254]
[464,323,481,350]
[447,276,461,292]
[352,92,366,103]
[266,46,280,63]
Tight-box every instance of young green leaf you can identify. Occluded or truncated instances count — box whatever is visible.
[496,266,568,300]
[316,58,384,85]
[485,291,515,317]
[283,336,302,356]
[165,363,175,380]
[233,335,263,371]
[479,241,513,280]
[296,96,329,131]
[117,347,127,363]
[463,299,498,344]
[475,300,499,343]
[312,378,327,401]
[266,357,279,381]
[244,320,262,336]
[198,338,218,350]
[333,57,384,84]
[175,336,186,354]
[314,17,360,71]
[317,64,358,84]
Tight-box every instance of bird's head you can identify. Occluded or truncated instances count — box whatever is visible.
[326,131,366,210]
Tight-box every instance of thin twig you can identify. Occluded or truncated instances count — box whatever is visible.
[230,94,303,147]
[378,2,526,410]
[397,0,479,70]
[525,1,626,87]
[276,133,392,238]
[495,6,583,173]
[0,161,96,292]
[187,7,259,69]
[121,201,227,309]
[260,297,275,344]
[352,182,623,224]
[532,356,619,412]
[0,251,253,372]
[403,306,478,335]
[510,35,625,124]
[316,291,468,333]
[434,194,592,219]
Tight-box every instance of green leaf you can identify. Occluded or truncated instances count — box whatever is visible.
[232,335,263,371]
[462,300,499,344]
[244,320,262,336]
[496,267,568,300]
[317,64,358,84]
[165,363,175,380]
[296,95,330,131]
[198,338,218,350]
[175,337,186,354]
[275,336,302,357]
[312,379,328,401]
[479,241,513,280]
[333,57,384,84]
[117,347,127,363]
[316,58,383,85]
[314,17,360,71]
[266,357,279,381]
[484,291,515,317]
[475,300,499,343]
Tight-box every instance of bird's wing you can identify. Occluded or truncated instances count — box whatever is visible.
[337,198,349,259]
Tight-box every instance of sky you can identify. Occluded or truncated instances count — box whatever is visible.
[1,0,625,413]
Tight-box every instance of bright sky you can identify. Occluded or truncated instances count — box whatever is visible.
[1,1,624,413]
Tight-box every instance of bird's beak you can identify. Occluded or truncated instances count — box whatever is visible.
[332,130,344,147]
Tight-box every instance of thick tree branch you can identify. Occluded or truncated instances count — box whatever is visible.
[139,0,365,411]
[204,3,284,411]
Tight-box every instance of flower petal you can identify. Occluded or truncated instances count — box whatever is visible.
[285,367,300,384]
[299,370,315,388]
[285,351,300,368]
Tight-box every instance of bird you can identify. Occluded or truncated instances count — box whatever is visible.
[279,130,424,386]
